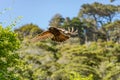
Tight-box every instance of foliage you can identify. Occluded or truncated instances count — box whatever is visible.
[49,13,64,27]
[79,2,119,24]
[62,17,84,44]
[77,2,120,43]
[1,2,120,80]
[15,38,120,80]
[0,25,20,79]
[103,20,120,43]
[14,23,43,40]
[69,71,93,80]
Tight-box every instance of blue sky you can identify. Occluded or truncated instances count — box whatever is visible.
[0,0,120,30]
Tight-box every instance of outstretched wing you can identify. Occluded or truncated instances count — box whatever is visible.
[31,31,54,42]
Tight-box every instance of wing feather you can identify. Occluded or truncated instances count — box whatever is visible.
[31,31,53,42]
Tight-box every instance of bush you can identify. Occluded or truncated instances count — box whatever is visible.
[0,25,20,79]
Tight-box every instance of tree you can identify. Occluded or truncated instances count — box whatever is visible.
[62,17,84,44]
[103,20,120,43]
[49,13,64,27]
[14,23,43,40]
[71,17,85,44]
[78,2,120,27]
[82,18,98,43]
[78,2,120,42]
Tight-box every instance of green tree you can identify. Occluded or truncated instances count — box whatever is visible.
[71,17,84,44]
[79,18,97,43]
[78,2,120,42]
[62,17,72,28]
[103,20,120,43]
[49,13,64,27]
[14,23,43,40]
[78,2,119,27]
[62,17,85,44]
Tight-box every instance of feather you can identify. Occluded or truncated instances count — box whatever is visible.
[31,31,53,42]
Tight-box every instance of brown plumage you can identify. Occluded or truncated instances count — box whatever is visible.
[31,27,77,42]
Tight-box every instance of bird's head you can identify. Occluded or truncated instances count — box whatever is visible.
[48,27,58,31]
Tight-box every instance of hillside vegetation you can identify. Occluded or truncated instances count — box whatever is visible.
[0,1,120,80]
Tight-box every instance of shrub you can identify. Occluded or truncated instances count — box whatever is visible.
[0,25,20,79]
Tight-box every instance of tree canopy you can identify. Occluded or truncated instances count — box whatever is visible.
[14,23,43,40]
[78,2,120,27]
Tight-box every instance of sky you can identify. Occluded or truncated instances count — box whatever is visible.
[0,0,120,30]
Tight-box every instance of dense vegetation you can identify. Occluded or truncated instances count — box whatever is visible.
[0,1,120,80]
[0,25,20,79]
